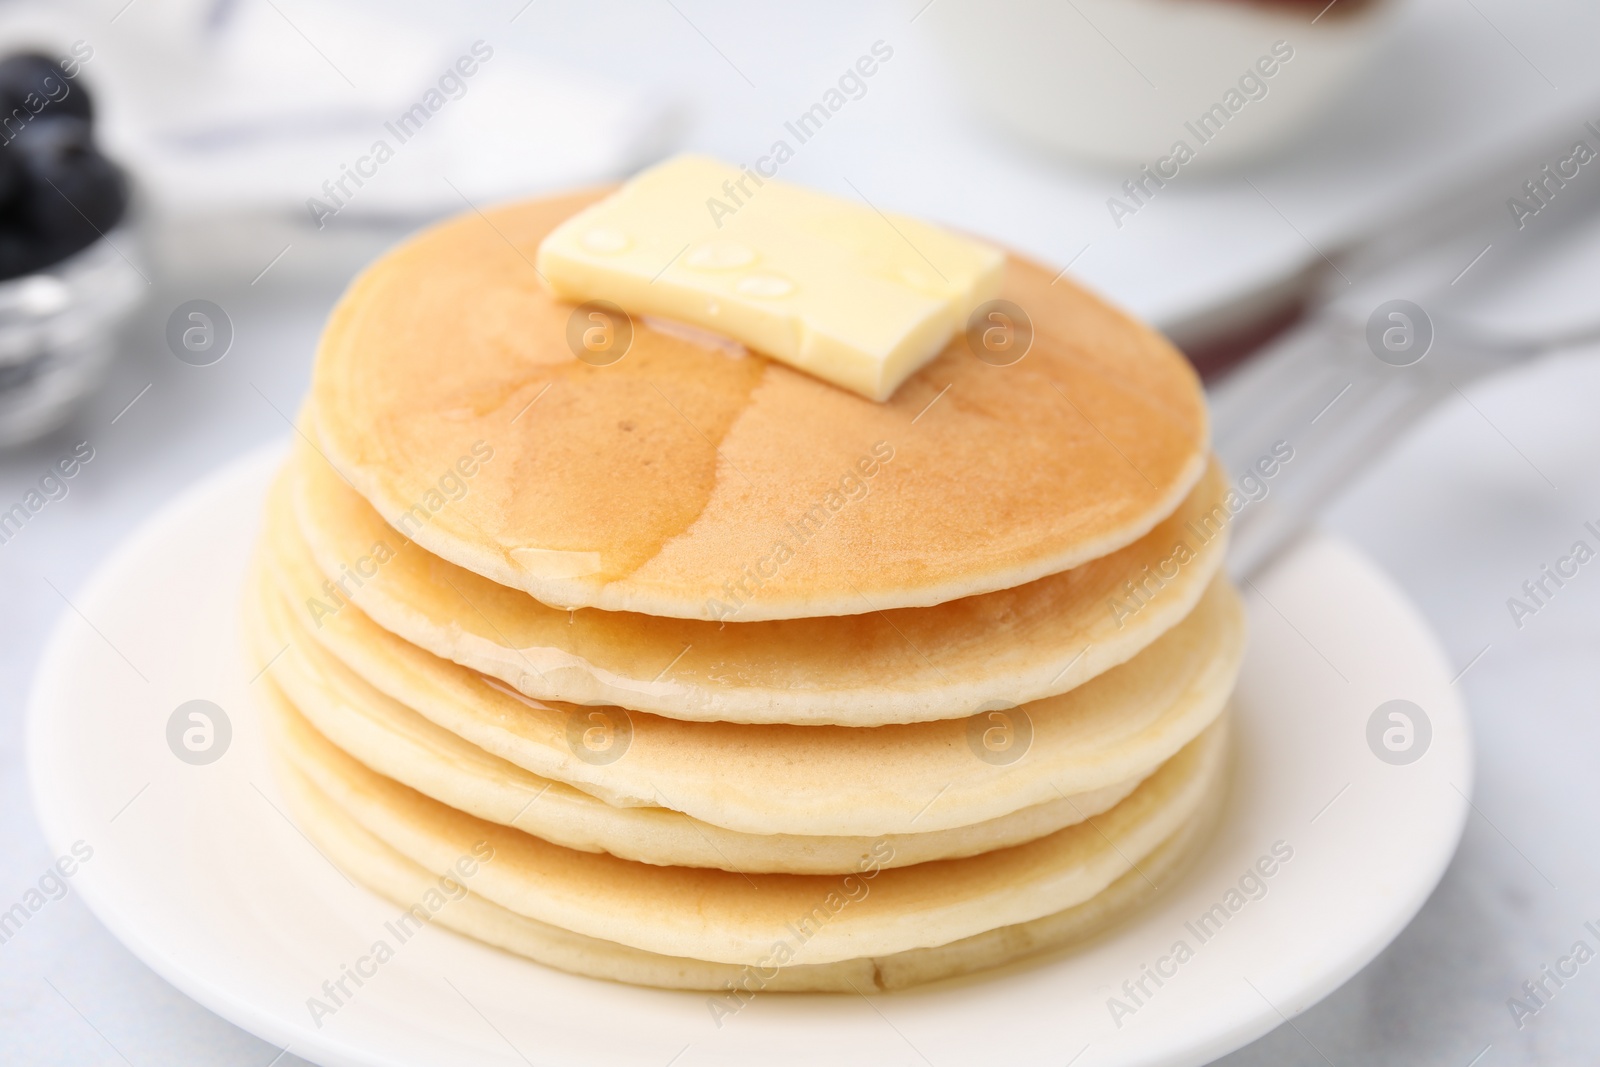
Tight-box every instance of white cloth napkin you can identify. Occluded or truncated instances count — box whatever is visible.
[7,0,680,223]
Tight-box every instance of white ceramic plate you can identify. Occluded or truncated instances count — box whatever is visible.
[28,443,1471,1067]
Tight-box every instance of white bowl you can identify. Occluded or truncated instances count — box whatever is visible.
[921,0,1398,170]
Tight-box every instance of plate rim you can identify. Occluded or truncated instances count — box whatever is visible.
[26,439,1473,1067]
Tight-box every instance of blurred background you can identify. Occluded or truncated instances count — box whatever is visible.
[2,0,1599,1062]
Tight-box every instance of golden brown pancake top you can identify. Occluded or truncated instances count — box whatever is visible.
[312,189,1208,619]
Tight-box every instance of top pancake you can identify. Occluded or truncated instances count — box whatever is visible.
[312,189,1208,620]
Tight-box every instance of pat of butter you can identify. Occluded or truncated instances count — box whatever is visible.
[536,155,1004,401]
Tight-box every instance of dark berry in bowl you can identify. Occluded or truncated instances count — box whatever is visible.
[1,116,127,277]
[0,225,37,279]
[0,141,22,209]
[0,51,91,125]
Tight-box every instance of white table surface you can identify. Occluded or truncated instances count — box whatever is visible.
[5,0,1600,1063]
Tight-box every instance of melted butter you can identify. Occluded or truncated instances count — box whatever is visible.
[640,316,749,358]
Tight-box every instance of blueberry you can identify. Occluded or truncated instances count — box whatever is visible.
[0,52,91,127]
[4,117,127,265]
[0,141,22,208]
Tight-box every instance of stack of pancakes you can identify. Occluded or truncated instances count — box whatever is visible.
[245,189,1244,993]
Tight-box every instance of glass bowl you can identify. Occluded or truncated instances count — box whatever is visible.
[0,222,147,448]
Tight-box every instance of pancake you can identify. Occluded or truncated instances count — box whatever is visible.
[249,569,1145,874]
[274,744,1222,992]
[287,430,1230,724]
[255,510,1245,837]
[265,680,1230,966]
[310,188,1208,621]
[265,658,1143,875]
